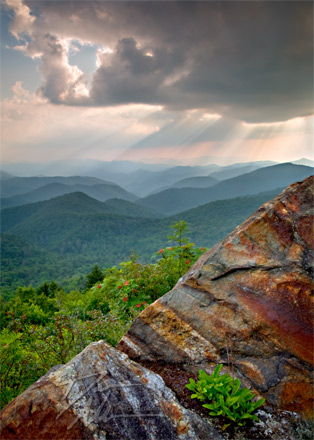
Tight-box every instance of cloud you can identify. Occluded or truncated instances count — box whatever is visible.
[90,37,185,106]
[1,82,164,162]
[2,81,313,165]
[5,0,35,39]
[3,0,314,123]
[37,33,89,103]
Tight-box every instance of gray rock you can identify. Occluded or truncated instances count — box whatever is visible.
[0,340,223,440]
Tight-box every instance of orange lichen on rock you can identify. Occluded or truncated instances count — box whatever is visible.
[279,381,314,419]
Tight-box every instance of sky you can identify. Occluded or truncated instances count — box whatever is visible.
[1,0,313,167]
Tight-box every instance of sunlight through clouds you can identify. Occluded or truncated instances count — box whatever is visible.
[1,0,313,165]
[2,82,165,162]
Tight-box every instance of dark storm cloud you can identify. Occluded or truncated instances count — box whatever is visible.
[16,1,314,122]
[90,37,185,105]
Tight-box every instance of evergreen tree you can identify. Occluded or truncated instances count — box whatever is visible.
[85,265,104,289]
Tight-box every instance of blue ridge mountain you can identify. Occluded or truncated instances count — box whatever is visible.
[0,170,15,181]
[103,198,164,218]
[163,175,219,190]
[1,181,138,209]
[137,163,314,215]
[1,175,119,198]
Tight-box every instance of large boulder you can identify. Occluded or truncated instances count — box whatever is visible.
[0,341,222,440]
[118,176,314,419]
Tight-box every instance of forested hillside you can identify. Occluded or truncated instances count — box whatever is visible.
[1,188,282,297]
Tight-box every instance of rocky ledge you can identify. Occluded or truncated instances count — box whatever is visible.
[118,176,314,419]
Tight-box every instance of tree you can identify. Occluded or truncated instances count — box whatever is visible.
[85,265,104,289]
[167,220,198,277]
[36,280,59,297]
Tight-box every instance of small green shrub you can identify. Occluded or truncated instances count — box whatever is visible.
[186,364,265,427]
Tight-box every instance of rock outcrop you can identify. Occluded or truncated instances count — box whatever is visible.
[119,176,314,419]
[0,341,223,440]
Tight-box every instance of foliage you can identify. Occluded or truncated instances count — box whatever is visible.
[186,364,265,427]
[0,221,207,409]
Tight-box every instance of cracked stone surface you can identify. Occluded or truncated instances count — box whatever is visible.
[0,341,223,440]
[118,176,314,419]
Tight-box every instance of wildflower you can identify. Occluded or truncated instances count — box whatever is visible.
[117,285,122,289]
[158,249,164,253]
[97,285,102,288]
[123,297,128,302]
[135,303,142,308]
[124,280,129,286]
[132,289,138,293]
[185,260,191,264]
[143,301,147,305]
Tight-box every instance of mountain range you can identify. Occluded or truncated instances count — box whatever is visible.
[1,158,313,296]
[137,163,313,214]
[2,162,312,211]
[0,187,284,296]
[1,159,277,197]
[1,181,138,209]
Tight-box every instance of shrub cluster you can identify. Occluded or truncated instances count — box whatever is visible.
[0,221,206,408]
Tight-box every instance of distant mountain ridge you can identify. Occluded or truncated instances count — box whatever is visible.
[209,164,260,180]
[137,163,314,215]
[1,180,138,209]
[1,192,162,234]
[1,159,279,198]
[1,175,119,198]
[1,161,312,213]
[0,170,15,181]
[164,175,219,190]
[292,158,314,167]
[119,161,278,196]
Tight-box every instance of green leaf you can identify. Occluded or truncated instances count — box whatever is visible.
[232,378,241,394]
[226,395,240,406]
[203,404,215,410]
[252,398,265,409]
[212,364,223,378]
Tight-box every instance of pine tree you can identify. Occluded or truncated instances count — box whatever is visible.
[85,265,104,289]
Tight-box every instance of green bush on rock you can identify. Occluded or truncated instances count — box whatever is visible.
[186,364,265,428]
